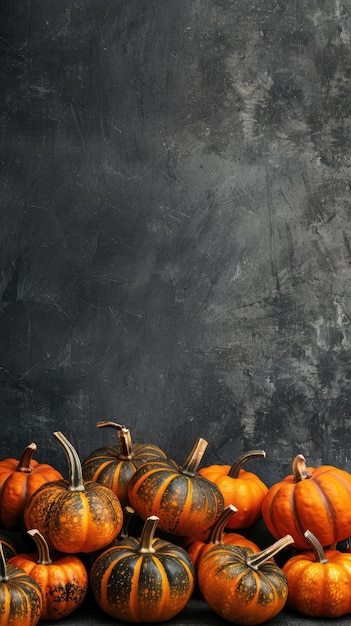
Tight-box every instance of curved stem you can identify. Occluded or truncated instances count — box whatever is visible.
[53,431,85,492]
[138,516,158,554]
[246,535,294,571]
[304,530,328,564]
[96,421,133,459]
[228,450,266,478]
[27,529,52,565]
[0,543,8,582]
[292,455,312,482]
[16,443,37,473]
[208,505,238,544]
[182,438,208,475]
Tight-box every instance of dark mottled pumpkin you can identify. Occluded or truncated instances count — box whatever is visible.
[82,421,167,507]
[0,542,42,626]
[197,535,294,624]
[9,529,88,621]
[90,515,195,623]
[24,432,123,553]
[128,438,224,536]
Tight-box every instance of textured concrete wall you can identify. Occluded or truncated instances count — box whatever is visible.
[1,1,351,485]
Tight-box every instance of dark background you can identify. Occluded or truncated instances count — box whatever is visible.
[1,0,351,486]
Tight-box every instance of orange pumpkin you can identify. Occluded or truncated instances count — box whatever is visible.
[283,530,351,617]
[82,421,167,507]
[90,515,195,622]
[0,443,63,530]
[9,528,88,621]
[261,454,351,550]
[186,504,260,573]
[198,534,294,625]
[24,432,123,553]
[199,450,268,528]
[0,541,42,626]
[127,437,224,536]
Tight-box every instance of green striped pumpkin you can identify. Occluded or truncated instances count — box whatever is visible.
[90,515,195,622]
[0,542,42,626]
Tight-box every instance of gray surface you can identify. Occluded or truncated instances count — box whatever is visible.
[1,2,351,485]
[39,596,351,625]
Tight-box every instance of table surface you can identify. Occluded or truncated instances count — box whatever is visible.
[38,593,351,625]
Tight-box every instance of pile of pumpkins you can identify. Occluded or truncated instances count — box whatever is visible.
[2,421,351,625]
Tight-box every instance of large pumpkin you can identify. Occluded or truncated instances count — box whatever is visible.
[24,432,123,553]
[127,437,224,536]
[186,504,260,573]
[9,528,88,621]
[0,541,42,626]
[199,450,268,528]
[0,443,63,530]
[82,421,167,507]
[198,534,294,624]
[261,454,351,550]
[90,514,195,622]
[283,529,351,618]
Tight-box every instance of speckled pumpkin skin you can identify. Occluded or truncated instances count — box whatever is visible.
[9,552,88,621]
[23,479,123,553]
[127,458,224,536]
[0,561,43,626]
[198,543,289,625]
[90,536,195,622]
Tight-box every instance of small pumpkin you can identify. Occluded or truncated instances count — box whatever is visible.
[24,432,123,553]
[90,514,195,622]
[127,437,224,536]
[283,529,351,618]
[186,504,261,573]
[199,450,268,528]
[82,421,167,507]
[9,528,88,621]
[261,454,351,549]
[0,541,42,626]
[0,443,63,530]
[198,534,294,625]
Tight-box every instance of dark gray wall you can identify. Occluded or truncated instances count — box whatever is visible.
[1,0,351,485]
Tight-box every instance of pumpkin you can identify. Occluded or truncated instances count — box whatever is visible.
[186,504,261,573]
[82,421,167,507]
[261,454,351,550]
[283,529,351,618]
[9,528,88,621]
[127,437,224,536]
[90,514,195,622]
[0,443,63,530]
[0,535,17,562]
[199,450,268,528]
[24,431,123,553]
[197,534,294,625]
[0,541,42,626]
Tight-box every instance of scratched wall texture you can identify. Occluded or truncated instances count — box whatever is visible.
[1,0,351,483]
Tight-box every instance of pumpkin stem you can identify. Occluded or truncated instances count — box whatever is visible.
[138,515,158,554]
[96,421,133,460]
[246,535,294,571]
[119,506,136,539]
[0,543,9,582]
[292,454,312,482]
[304,530,328,564]
[27,529,52,565]
[208,505,238,544]
[228,450,266,478]
[181,438,208,476]
[53,431,85,492]
[16,443,37,473]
